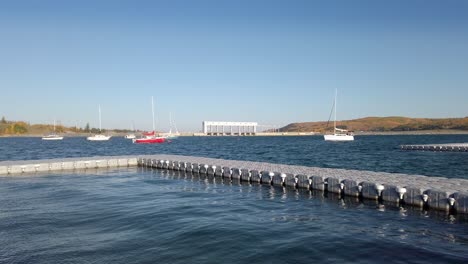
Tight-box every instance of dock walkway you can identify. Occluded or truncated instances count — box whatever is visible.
[1,154,467,214]
[401,143,468,152]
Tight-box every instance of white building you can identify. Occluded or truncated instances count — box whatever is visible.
[202,121,258,135]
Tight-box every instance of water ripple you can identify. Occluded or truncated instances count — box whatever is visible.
[1,135,468,178]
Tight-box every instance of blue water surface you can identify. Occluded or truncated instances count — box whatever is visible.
[0,135,467,178]
[0,168,467,264]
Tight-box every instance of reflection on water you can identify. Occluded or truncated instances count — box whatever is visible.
[151,167,468,224]
[1,168,467,263]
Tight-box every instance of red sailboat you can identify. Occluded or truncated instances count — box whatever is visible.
[142,131,155,136]
[133,96,165,144]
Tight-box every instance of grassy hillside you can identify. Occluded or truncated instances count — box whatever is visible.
[0,121,86,136]
[0,117,132,136]
[280,117,468,133]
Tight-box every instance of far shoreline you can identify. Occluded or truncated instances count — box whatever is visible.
[1,129,468,138]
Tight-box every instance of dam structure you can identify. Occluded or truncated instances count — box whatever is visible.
[1,154,467,214]
[202,121,258,136]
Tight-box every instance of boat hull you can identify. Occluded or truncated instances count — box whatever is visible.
[42,136,64,140]
[125,134,136,139]
[87,135,112,141]
[162,134,179,139]
[133,137,165,144]
[324,134,354,141]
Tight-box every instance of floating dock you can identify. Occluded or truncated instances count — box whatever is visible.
[1,154,467,214]
[400,143,468,152]
[0,156,138,174]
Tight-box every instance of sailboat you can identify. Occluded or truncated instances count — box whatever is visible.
[87,105,112,141]
[124,122,136,139]
[42,119,64,140]
[133,96,165,144]
[324,89,354,141]
[164,112,180,139]
[124,133,136,139]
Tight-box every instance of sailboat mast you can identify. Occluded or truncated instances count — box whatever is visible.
[99,105,102,132]
[334,89,337,131]
[53,118,56,132]
[169,112,172,134]
[151,96,155,132]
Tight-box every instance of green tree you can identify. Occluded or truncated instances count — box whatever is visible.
[13,123,27,134]
[1,116,6,124]
[85,123,90,132]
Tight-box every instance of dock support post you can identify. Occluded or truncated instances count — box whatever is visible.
[425,189,451,211]
[381,185,402,203]
[296,175,311,189]
[327,177,342,194]
[452,192,468,214]
[342,179,360,197]
[404,187,424,207]
[361,182,382,200]
[231,168,241,179]
[250,170,261,183]
[310,175,325,191]
[240,169,250,182]
[284,174,298,188]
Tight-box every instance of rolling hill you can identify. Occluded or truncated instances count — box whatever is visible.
[280,117,468,133]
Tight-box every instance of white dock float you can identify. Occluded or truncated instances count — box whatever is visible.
[1,154,468,214]
[400,143,468,152]
[0,156,137,175]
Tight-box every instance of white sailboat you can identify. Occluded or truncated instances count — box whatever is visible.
[124,134,136,139]
[87,105,112,141]
[42,119,64,140]
[164,112,180,139]
[125,122,136,139]
[324,89,354,141]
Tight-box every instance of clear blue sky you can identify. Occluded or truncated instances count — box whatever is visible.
[1,0,467,131]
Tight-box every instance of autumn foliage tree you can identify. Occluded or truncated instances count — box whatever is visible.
[3,122,28,135]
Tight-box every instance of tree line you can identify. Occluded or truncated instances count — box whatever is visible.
[0,116,131,135]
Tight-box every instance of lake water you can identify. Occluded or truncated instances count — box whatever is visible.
[1,167,467,264]
[1,135,467,178]
[0,135,467,263]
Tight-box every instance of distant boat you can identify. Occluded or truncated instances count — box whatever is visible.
[125,122,136,139]
[165,131,180,139]
[324,89,354,141]
[42,119,63,140]
[133,96,165,144]
[163,112,180,139]
[133,130,165,144]
[134,137,165,143]
[125,134,136,139]
[42,134,64,140]
[87,134,112,141]
[87,105,112,141]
